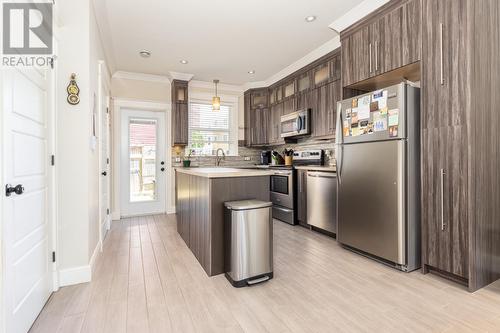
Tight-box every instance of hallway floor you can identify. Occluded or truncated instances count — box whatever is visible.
[30,214,500,333]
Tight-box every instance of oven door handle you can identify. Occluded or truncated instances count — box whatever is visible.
[272,206,293,213]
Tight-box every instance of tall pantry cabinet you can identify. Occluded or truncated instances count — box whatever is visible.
[421,0,500,291]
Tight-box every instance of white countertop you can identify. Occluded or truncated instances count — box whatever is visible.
[294,165,337,172]
[175,167,274,178]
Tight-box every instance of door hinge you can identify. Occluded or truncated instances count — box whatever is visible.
[106,107,109,114]
[51,155,55,166]
[107,158,110,165]
[107,208,110,215]
[49,57,54,69]
[52,251,56,263]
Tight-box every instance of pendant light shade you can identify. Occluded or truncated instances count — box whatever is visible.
[212,79,220,111]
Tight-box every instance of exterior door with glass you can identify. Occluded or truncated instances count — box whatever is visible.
[120,110,166,216]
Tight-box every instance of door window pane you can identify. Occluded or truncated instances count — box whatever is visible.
[129,118,157,202]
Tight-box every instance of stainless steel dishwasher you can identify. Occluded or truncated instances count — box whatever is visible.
[307,171,337,234]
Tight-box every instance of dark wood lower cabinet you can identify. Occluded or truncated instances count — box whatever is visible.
[421,126,468,279]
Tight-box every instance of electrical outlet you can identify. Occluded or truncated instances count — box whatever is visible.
[175,157,181,162]
[244,156,251,161]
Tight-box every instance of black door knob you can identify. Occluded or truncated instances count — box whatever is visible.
[5,184,24,197]
[101,171,107,176]
[161,167,165,172]
[161,161,165,165]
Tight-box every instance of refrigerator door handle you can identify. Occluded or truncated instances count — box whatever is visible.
[336,108,344,185]
[440,168,446,231]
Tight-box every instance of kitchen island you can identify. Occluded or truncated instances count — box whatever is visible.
[175,168,272,276]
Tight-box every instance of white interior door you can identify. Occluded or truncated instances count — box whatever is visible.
[120,110,166,216]
[2,68,53,333]
[98,63,111,247]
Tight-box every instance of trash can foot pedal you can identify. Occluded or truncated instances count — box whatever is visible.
[247,275,270,286]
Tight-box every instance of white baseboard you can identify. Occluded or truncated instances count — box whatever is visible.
[111,211,120,221]
[89,242,100,269]
[58,266,91,286]
[167,206,176,214]
[59,243,100,287]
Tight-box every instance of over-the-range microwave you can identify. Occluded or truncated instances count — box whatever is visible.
[280,109,310,138]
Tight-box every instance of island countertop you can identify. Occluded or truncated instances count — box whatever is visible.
[175,167,274,178]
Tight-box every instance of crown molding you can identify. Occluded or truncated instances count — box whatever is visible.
[190,80,244,94]
[262,36,341,88]
[112,71,170,83]
[243,81,268,91]
[328,0,389,33]
[168,71,195,82]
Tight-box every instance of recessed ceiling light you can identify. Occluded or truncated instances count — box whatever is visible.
[305,15,317,22]
[248,70,255,74]
[180,60,188,64]
[139,50,151,58]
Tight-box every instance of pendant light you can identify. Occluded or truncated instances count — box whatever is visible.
[212,79,220,111]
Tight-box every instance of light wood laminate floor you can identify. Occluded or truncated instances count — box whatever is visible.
[30,214,500,333]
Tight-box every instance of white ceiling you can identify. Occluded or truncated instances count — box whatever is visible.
[95,0,366,85]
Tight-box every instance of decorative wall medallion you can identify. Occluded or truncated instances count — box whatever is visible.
[67,73,80,105]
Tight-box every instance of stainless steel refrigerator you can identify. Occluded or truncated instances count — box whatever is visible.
[335,82,420,272]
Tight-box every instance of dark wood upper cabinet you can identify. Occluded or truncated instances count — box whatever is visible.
[341,0,422,87]
[245,89,269,147]
[250,89,269,109]
[283,80,296,99]
[171,80,189,146]
[268,103,284,145]
[402,0,421,65]
[313,62,331,87]
[310,80,340,138]
[342,25,370,87]
[297,72,311,93]
[244,49,340,145]
[329,54,341,81]
[379,6,403,74]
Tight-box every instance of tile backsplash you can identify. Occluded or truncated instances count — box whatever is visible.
[172,138,336,168]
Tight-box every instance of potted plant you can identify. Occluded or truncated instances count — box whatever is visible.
[183,149,193,167]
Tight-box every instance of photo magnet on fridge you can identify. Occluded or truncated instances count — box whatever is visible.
[352,98,358,108]
[343,120,350,137]
[388,109,399,126]
[370,101,379,112]
[389,125,399,137]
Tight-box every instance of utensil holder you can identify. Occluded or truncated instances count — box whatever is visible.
[284,156,293,166]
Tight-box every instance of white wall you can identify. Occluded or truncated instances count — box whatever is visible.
[56,0,110,286]
[111,78,171,103]
[89,1,111,260]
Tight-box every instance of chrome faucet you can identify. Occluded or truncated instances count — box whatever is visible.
[215,148,226,166]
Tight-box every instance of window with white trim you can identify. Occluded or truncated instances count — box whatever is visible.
[187,100,237,156]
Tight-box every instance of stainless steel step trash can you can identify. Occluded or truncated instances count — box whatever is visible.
[224,200,273,287]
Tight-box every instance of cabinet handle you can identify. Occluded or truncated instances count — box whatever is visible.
[439,23,444,85]
[369,43,373,73]
[440,168,446,231]
[299,173,302,193]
